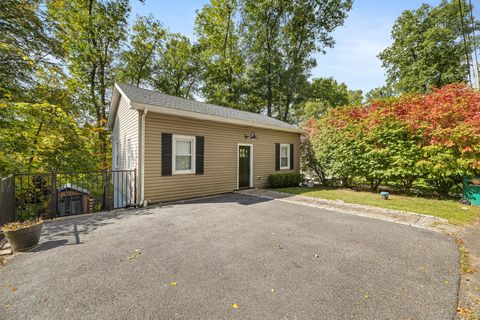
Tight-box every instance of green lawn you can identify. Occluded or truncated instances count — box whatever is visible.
[275,187,480,225]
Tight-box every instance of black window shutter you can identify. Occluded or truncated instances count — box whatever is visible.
[195,136,204,175]
[275,143,280,171]
[161,133,172,176]
[290,144,294,170]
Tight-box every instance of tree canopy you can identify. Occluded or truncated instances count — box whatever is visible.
[301,77,363,119]
[4,0,477,179]
[379,0,479,94]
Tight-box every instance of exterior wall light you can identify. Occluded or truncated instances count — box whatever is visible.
[245,132,257,140]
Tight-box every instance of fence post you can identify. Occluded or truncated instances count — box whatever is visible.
[134,169,137,205]
[50,171,57,218]
[0,175,16,227]
[105,170,110,212]
[102,170,107,212]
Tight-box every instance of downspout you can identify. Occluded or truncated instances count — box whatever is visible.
[140,108,148,207]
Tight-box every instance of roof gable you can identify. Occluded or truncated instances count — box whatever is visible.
[108,83,302,133]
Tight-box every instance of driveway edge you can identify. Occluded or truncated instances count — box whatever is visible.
[235,188,448,231]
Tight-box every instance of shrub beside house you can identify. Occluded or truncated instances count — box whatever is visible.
[302,84,480,196]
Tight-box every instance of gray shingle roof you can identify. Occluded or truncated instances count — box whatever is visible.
[58,183,90,195]
[116,84,300,131]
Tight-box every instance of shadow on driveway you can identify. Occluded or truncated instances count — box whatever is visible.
[0,193,460,320]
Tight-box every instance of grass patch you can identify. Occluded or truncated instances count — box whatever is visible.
[275,187,480,225]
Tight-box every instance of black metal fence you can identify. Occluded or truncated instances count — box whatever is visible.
[0,170,137,225]
[0,176,15,226]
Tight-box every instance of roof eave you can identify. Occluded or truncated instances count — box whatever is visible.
[107,83,132,130]
[131,102,304,134]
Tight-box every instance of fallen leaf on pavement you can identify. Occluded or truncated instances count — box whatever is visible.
[232,303,239,309]
[128,249,141,260]
[170,282,177,287]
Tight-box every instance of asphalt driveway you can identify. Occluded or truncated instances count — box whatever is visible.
[0,193,459,320]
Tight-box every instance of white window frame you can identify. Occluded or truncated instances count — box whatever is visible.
[113,141,120,169]
[126,138,132,169]
[280,144,290,170]
[172,135,196,174]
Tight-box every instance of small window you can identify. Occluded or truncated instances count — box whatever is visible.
[280,144,290,170]
[126,139,132,169]
[114,141,120,169]
[173,135,196,174]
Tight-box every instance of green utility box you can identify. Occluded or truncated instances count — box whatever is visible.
[464,177,480,206]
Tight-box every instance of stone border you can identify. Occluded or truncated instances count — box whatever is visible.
[236,188,448,231]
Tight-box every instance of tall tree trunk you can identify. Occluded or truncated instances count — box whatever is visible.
[27,116,45,173]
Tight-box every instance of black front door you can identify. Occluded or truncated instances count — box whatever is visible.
[238,145,251,188]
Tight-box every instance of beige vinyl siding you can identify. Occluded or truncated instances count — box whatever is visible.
[111,96,139,170]
[111,96,139,206]
[144,113,300,203]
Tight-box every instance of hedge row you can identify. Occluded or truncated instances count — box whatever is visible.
[268,173,302,188]
[301,84,480,196]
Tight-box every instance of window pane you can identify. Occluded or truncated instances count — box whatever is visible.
[281,146,288,157]
[281,157,288,167]
[176,140,191,155]
[176,155,192,170]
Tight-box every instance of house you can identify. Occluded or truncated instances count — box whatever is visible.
[57,183,91,215]
[107,83,302,205]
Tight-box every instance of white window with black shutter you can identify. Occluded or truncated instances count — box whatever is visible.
[280,144,290,169]
[276,143,294,171]
[162,133,205,176]
[172,135,196,174]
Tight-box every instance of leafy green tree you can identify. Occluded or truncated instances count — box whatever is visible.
[241,0,352,121]
[0,101,96,175]
[301,77,362,119]
[312,120,364,187]
[47,0,131,167]
[347,90,363,105]
[379,0,479,93]
[116,15,167,87]
[278,0,353,121]
[151,34,202,98]
[0,0,59,98]
[240,0,285,115]
[195,0,245,109]
[365,86,395,102]
[417,145,464,196]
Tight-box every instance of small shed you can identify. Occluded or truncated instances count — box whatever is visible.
[58,183,91,215]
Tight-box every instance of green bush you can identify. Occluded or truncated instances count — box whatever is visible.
[268,173,302,188]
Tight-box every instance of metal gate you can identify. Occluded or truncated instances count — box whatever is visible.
[0,170,136,224]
